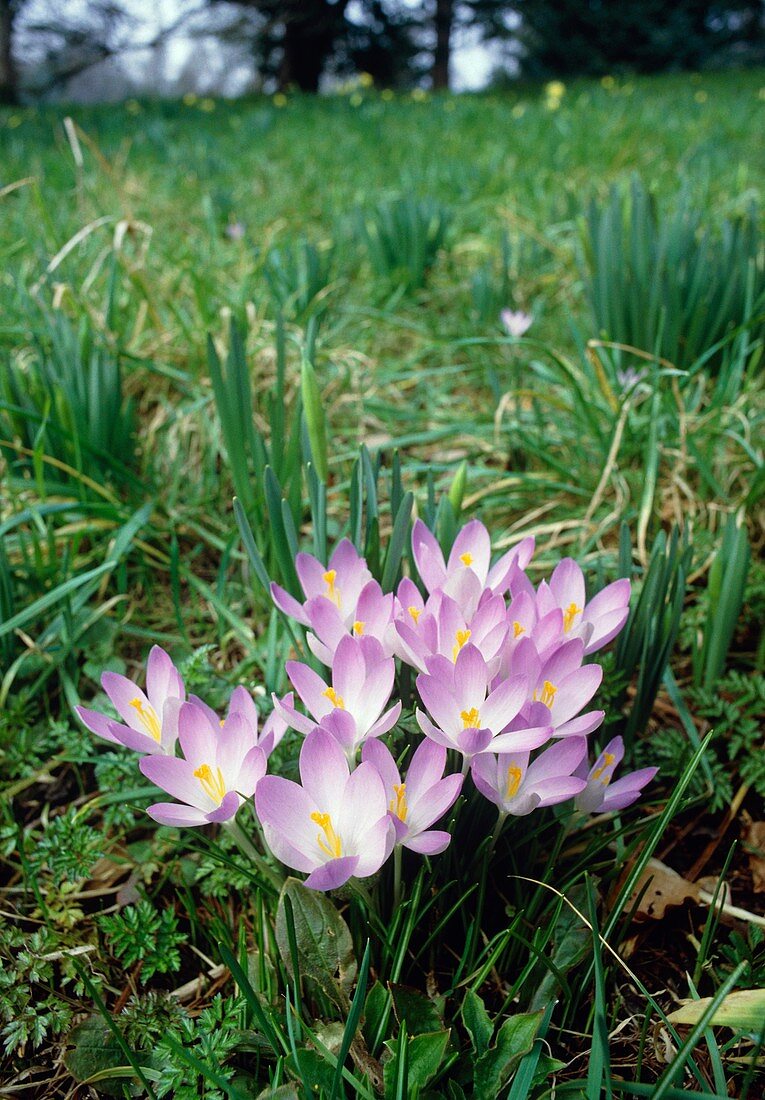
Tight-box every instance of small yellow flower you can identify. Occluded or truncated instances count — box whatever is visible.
[359,72,374,88]
[199,97,216,112]
[7,114,22,128]
[381,88,394,101]
[349,92,362,107]
[601,75,615,89]
[694,89,708,103]
[411,88,428,102]
[273,93,288,108]
[511,103,526,118]
[182,92,197,106]
[545,80,565,99]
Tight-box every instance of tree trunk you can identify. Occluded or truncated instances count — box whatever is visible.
[0,0,18,106]
[277,0,348,93]
[432,0,453,90]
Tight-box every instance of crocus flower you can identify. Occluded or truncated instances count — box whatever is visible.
[471,737,587,817]
[395,589,508,676]
[517,559,630,656]
[511,636,605,738]
[416,643,550,760]
[140,700,267,826]
[189,685,291,758]
[575,736,658,814]
[304,579,396,665]
[361,738,463,854]
[256,728,395,890]
[411,519,534,603]
[500,309,533,338]
[277,635,401,755]
[76,645,184,755]
[270,539,372,629]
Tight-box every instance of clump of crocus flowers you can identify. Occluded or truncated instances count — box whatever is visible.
[78,518,656,891]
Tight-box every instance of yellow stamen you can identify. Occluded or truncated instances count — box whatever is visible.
[592,752,616,784]
[310,811,342,858]
[460,552,473,566]
[533,680,557,708]
[353,620,364,636]
[563,601,582,632]
[408,606,421,624]
[323,569,341,608]
[390,783,408,822]
[452,628,472,662]
[322,686,345,709]
[513,620,525,639]
[505,765,522,799]
[461,707,480,729]
[194,763,227,804]
[129,698,162,743]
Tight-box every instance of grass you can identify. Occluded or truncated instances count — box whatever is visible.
[1,69,764,1097]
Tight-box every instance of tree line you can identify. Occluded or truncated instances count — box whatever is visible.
[2,0,764,104]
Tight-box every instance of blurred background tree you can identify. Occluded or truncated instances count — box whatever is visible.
[4,0,764,101]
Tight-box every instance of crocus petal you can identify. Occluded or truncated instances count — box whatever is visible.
[583,607,630,654]
[206,790,243,822]
[534,776,586,807]
[140,755,215,811]
[366,701,402,740]
[416,710,456,750]
[76,705,121,744]
[553,710,605,738]
[405,829,452,855]
[549,558,585,612]
[448,520,491,583]
[108,720,166,756]
[361,739,401,792]
[147,802,210,827]
[320,709,359,752]
[178,701,217,770]
[585,578,631,623]
[236,745,268,797]
[481,675,527,733]
[256,776,323,869]
[287,661,333,722]
[304,856,360,891]
[601,768,658,811]
[526,737,587,785]
[411,520,446,593]
[146,645,183,710]
[299,729,350,818]
[101,672,154,732]
[351,816,395,878]
[403,738,446,802]
[490,725,552,754]
[270,581,309,625]
[407,773,463,832]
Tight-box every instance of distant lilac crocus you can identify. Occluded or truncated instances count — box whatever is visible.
[140,700,267,827]
[575,736,658,813]
[518,558,630,656]
[270,539,372,629]
[189,685,291,758]
[277,635,401,755]
[362,738,463,854]
[304,579,396,665]
[471,737,587,817]
[256,728,395,890]
[411,519,534,602]
[500,309,533,338]
[76,645,184,755]
[416,643,550,761]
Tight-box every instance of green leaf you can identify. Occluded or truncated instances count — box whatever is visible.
[275,878,357,1006]
[383,1029,450,1097]
[667,988,765,1031]
[390,984,444,1037]
[473,1011,543,1100]
[286,1047,336,1094]
[461,990,493,1055]
[301,353,329,483]
[63,1016,143,1097]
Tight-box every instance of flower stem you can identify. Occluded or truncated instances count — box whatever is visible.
[224,819,281,890]
[393,844,403,912]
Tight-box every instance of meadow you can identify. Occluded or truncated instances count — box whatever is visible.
[1,68,764,1098]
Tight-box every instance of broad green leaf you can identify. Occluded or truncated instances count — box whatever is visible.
[667,988,765,1031]
[390,984,444,1036]
[383,1029,450,1097]
[64,1015,144,1096]
[285,1047,336,1094]
[473,1010,543,1099]
[275,878,357,1004]
[461,989,493,1055]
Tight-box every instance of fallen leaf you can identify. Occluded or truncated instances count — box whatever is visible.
[626,858,701,921]
[743,819,765,894]
[667,988,765,1031]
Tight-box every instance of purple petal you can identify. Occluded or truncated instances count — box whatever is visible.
[206,790,243,822]
[304,855,360,891]
[403,738,446,801]
[549,558,585,611]
[299,728,350,816]
[405,829,451,855]
[270,581,309,625]
[361,739,401,792]
[76,705,121,744]
[178,701,218,770]
[140,755,213,811]
[256,775,321,869]
[147,802,209,827]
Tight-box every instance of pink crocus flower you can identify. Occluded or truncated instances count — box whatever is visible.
[416,643,551,761]
[471,737,587,817]
[511,636,605,738]
[255,728,395,890]
[76,645,184,755]
[575,736,658,814]
[516,559,630,656]
[395,590,508,677]
[361,738,463,854]
[500,309,533,338]
[270,539,372,629]
[411,519,534,602]
[304,579,396,665]
[189,685,291,758]
[140,700,267,827]
[276,635,401,755]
